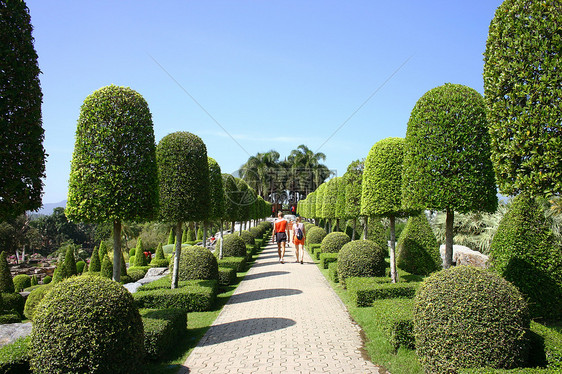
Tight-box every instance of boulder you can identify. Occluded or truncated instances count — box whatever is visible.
[439,244,489,268]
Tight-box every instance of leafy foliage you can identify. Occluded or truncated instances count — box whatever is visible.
[489,194,562,319]
[402,83,497,214]
[397,213,441,275]
[23,283,53,320]
[484,0,562,197]
[89,245,101,272]
[207,157,225,221]
[306,226,327,245]
[322,177,340,219]
[320,232,350,254]
[0,251,14,293]
[30,276,144,374]
[413,266,530,373]
[66,85,159,223]
[12,274,30,292]
[178,246,218,281]
[338,240,387,287]
[344,160,364,219]
[0,0,46,220]
[222,173,239,223]
[221,234,247,258]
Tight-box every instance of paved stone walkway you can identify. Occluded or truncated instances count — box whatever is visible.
[180,242,382,374]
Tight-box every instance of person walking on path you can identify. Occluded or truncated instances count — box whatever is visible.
[272,211,289,263]
[292,216,305,264]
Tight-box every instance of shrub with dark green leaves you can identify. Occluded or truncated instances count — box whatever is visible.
[0,251,14,293]
[218,267,237,285]
[320,232,350,254]
[89,246,101,273]
[320,253,338,269]
[187,228,196,242]
[29,276,144,374]
[218,257,246,272]
[30,275,38,286]
[24,284,53,320]
[221,234,247,258]
[413,266,530,373]
[128,268,147,283]
[490,194,562,319]
[328,262,338,283]
[397,213,441,275]
[100,252,112,279]
[12,275,31,292]
[0,336,30,373]
[306,226,327,246]
[239,230,255,246]
[178,246,218,281]
[141,308,187,361]
[366,218,388,255]
[2,292,24,317]
[42,275,51,285]
[346,277,419,306]
[528,321,562,370]
[134,279,217,311]
[338,240,387,287]
[76,260,86,274]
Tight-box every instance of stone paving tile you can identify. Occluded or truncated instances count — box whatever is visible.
[180,241,381,374]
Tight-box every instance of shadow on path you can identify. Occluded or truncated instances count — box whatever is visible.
[199,317,296,346]
[243,271,289,281]
[228,288,302,304]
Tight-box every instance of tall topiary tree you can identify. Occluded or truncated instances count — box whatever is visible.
[157,132,210,289]
[0,0,46,221]
[206,157,225,251]
[89,246,101,273]
[0,251,14,293]
[315,183,328,230]
[361,137,409,282]
[335,176,347,231]
[235,178,251,233]
[402,83,498,268]
[133,237,146,267]
[322,178,339,232]
[484,0,562,198]
[66,85,159,282]
[222,173,239,233]
[344,160,364,240]
[489,194,562,319]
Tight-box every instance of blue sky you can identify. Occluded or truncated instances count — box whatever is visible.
[26,0,504,204]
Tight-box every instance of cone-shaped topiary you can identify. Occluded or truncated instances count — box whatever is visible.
[320,232,350,254]
[13,274,31,292]
[0,252,15,293]
[150,243,169,267]
[413,266,530,373]
[29,276,144,373]
[239,230,255,246]
[168,228,175,245]
[178,246,218,281]
[397,213,441,276]
[129,248,136,258]
[187,228,196,242]
[154,243,165,260]
[197,227,203,240]
[221,234,247,257]
[100,253,112,279]
[133,238,147,267]
[98,241,108,258]
[63,245,77,277]
[338,239,387,287]
[76,260,86,274]
[120,252,127,278]
[182,229,187,244]
[306,226,327,246]
[89,246,101,272]
[489,194,562,319]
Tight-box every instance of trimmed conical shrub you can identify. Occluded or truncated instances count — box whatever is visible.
[98,241,108,258]
[187,228,196,242]
[89,246,101,272]
[197,227,203,240]
[0,251,15,293]
[100,253,112,279]
[168,228,174,245]
[182,229,187,244]
[120,252,127,277]
[63,246,77,277]
[397,213,441,275]
[154,243,165,260]
[490,194,562,319]
[134,244,147,267]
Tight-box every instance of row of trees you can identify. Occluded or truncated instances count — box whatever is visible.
[66,85,271,286]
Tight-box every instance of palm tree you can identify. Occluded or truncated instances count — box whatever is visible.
[240,150,280,200]
[287,145,331,198]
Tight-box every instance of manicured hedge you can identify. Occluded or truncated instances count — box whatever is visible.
[306,226,327,245]
[0,336,29,374]
[141,308,187,361]
[346,277,419,307]
[2,292,24,317]
[328,262,339,283]
[134,279,218,312]
[320,232,350,254]
[319,253,338,269]
[460,369,559,374]
[528,321,562,370]
[338,240,387,287]
[218,267,237,285]
[370,298,415,350]
[307,243,321,255]
[24,284,53,320]
[178,246,218,281]
[218,257,246,272]
[414,266,529,374]
[127,268,147,282]
[221,234,247,258]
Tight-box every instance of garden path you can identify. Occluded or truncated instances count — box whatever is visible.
[180,241,382,374]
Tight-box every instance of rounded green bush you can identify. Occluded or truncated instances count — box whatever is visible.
[0,251,15,293]
[42,275,52,285]
[338,240,386,286]
[306,226,327,245]
[1,292,25,316]
[178,246,218,281]
[239,230,255,246]
[127,268,146,282]
[29,276,144,373]
[413,266,529,373]
[320,232,350,254]
[24,284,53,320]
[76,260,86,274]
[150,258,169,268]
[303,222,314,232]
[13,274,31,292]
[129,248,136,257]
[396,213,441,275]
[221,234,247,257]
[249,226,263,239]
[489,194,562,319]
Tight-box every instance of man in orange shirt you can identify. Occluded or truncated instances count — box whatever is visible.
[272,211,289,263]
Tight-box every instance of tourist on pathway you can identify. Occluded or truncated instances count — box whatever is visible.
[292,216,306,264]
[272,211,289,263]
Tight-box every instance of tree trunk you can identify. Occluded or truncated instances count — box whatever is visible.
[336,218,340,232]
[362,216,368,240]
[389,215,398,283]
[444,208,454,269]
[171,221,183,289]
[231,221,235,233]
[352,217,357,240]
[112,220,122,282]
[219,220,224,259]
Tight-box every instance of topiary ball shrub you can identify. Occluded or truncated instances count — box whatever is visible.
[12,274,31,292]
[1,292,25,317]
[306,226,327,245]
[24,284,53,320]
[178,246,218,281]
[320,232,351,254]
[239,230,255,246]
[29,275,144,374]
[42,275,52,285]
[413,266,530,374]
[76,260,86,274]
[396,213,441,275]
[338,240,386,287]
[221,234,247,257]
